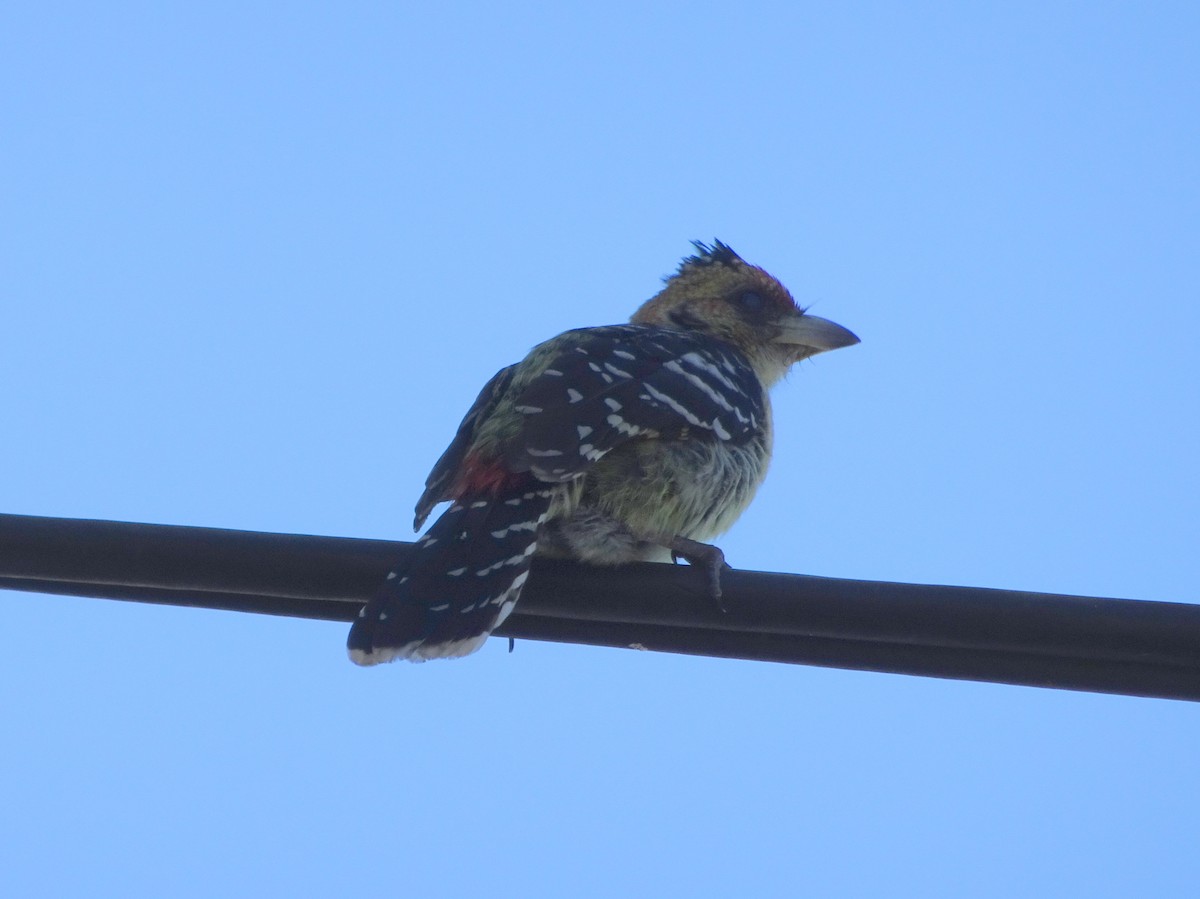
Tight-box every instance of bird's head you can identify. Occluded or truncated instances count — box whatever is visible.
[631,241,859,385]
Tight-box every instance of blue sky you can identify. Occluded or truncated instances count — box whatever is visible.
[2,2,1197,896]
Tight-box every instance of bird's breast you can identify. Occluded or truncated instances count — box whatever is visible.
[555,413,773,547]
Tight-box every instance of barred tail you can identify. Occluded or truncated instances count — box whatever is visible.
[347,487,554,664]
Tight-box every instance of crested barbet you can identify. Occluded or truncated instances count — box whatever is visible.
[348,241,859,664]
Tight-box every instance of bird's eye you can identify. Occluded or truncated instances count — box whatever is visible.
[738,291,765,311]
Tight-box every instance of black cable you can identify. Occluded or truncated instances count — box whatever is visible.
[1,513,1197,701]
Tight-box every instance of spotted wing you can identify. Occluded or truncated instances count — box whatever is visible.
[414,363,516,529]
[507,325,766,482]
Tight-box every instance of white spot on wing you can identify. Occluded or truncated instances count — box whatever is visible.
[578,443,606,461]
[666,359,737,414]
[604,362,632,379]
[682,351,741,392]
[606,414,645,436]
[642,382,706,428]
[490,520,539,538]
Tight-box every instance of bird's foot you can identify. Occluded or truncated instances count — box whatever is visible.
[669,536,731,612]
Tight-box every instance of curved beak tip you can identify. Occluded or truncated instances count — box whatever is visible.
[777,314,861,352]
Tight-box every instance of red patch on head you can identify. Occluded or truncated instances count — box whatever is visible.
[748,265,801,315]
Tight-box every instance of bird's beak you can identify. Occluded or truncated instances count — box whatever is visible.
[774,313,860,353]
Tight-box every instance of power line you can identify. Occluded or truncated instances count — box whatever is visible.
[1,512,1197,701]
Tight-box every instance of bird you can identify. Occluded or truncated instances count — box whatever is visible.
[348,240,859,664]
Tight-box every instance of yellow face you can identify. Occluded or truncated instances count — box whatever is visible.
[631,251,801,348]
[630,243,859,384]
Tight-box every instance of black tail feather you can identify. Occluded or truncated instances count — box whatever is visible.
[348,488,553,664]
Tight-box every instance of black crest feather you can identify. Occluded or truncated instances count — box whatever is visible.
[681,239,742,271]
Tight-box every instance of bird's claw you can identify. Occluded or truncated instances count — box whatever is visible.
[668,536,730,613]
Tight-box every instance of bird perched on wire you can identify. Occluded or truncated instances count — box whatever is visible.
[348,240,859,664]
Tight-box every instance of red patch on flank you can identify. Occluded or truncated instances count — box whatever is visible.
[452,452,530,498]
